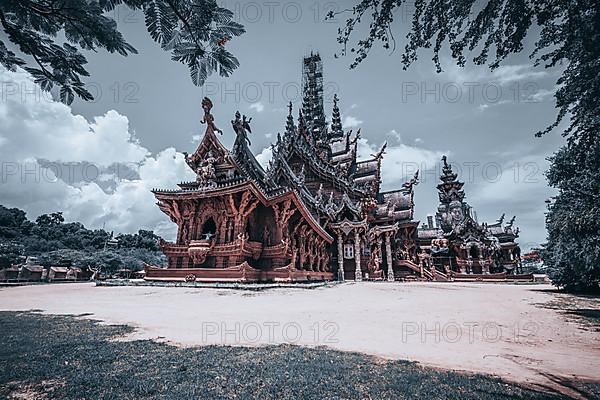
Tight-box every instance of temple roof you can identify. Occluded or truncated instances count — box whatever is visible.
[154,54,421,236]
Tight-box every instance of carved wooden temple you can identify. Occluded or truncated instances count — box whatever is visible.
[416,156,523,281]
[145,54,523,283]
[145,54,421,282]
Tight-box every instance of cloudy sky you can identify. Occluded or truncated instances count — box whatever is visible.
[0,1,566,249]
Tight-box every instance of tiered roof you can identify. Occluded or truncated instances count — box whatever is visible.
[155,54,419,231]
[437,155,466,205]
[419,156,519,245]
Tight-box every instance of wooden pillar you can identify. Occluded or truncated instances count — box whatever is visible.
[354,230,362,282]
[337,232,344,281]
[385,233,394,282]
[481,256,489,274]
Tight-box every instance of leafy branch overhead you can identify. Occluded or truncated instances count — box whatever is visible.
[329,0,599,140]
[0,0,245,104]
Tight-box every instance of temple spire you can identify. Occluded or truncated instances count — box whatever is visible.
[298,108,307,137]
[437,155,465,204]
[285,101,295,134]
[330,94,343,139]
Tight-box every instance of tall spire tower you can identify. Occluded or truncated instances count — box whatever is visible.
[302,53,327,141]
[437,155,466,205]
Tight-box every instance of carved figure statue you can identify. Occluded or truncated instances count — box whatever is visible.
[226,219,233,242]
[262,225,272,246]
[368,245,382,272]
[232,111,252,146]
[196,150,217,188]
[448,200,465,227]
[201,97,222,134]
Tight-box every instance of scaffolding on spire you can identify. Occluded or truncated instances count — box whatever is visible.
[302,53,327,141]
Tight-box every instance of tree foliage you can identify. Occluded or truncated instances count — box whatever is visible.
[0,0,244,104]
[331,0,599,292]
[0,205,165,273]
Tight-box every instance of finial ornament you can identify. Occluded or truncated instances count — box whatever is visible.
[507,215,516,228]
[497,213,506,224]
[232,110,252,146]
[371,141,387,159]
[402,170,420,193]
[201,97,222,135]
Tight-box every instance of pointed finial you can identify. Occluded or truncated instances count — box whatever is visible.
[298,108,306,131]
[331,94,343,138]
[371,141,387,159]
[508,216,516,227]
[497,213,506,224]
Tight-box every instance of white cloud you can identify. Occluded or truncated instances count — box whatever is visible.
[255,147,273,169]
[1,69,149,165]
[0,66,195,240]
[249,102,265,113]
[342,115,363,129]
[356,137,446,189]
[530,87,557,102]
[386,129,402,143]
[443,63,549,85]
[467,152,556,248]
[477,100,511,112]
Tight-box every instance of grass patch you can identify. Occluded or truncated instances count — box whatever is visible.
[0,311,581,399]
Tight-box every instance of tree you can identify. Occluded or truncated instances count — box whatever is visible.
[0,0,244,104]
[0,204,167,272]
[35,212,64,226]
[330,0,599,292]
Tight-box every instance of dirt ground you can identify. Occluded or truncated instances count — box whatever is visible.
[1,282,598,397]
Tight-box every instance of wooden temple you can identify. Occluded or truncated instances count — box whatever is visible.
[145,54,421,282]
[416,156,524,281]
[145,53,523,283]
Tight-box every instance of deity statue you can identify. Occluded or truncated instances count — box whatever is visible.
[196,150,218,189]
[232,111,252,146]
[368,245,382,273]
[262,225,272,246]
[201,97,222,134]
[448,200,465,227]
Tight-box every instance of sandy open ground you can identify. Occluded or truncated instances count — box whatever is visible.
[1,282,598,396]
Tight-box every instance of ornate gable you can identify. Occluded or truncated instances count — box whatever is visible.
[181,98,240,189]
